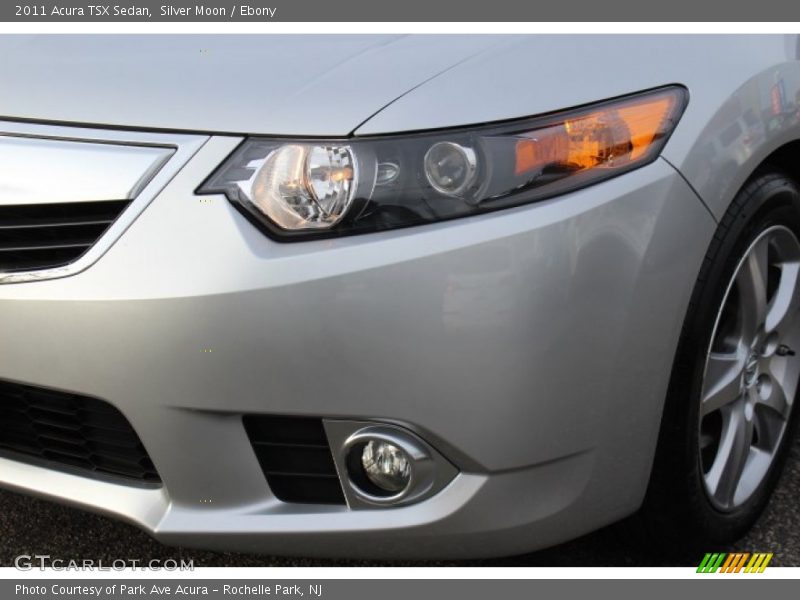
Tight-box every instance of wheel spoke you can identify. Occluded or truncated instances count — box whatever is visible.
[706,405,753,507]
[759,367,791,419]
[736,236,770,340]
[754,404,785,450]
[701,351,744,415]
[765,262,800,335]
[733,447,772,505]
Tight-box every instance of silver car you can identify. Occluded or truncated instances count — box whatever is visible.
[1,34,799,559]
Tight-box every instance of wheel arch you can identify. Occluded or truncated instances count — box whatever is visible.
[760,141,800,187]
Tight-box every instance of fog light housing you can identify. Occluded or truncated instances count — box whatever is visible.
[327,422,458,508]
[360,440,412,493]
[342,427,438,504]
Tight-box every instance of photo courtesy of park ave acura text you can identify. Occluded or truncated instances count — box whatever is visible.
[0,33,799,567]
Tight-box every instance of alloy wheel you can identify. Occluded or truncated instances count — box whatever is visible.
[699,225,800,511]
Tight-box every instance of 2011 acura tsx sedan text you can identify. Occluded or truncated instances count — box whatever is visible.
[1,34,799,559]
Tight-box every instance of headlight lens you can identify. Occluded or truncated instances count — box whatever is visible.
[239,143,356,230]
[424,141,478,196]
[199,86,687,239]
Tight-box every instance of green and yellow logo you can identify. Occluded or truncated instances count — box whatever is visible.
[697,553,773,573]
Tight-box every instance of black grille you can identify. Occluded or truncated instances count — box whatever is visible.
[0,200,129,272]
[243,416,345,505]
[0,380,160,484]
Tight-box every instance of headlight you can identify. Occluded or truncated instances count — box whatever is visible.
[199,86,687,240]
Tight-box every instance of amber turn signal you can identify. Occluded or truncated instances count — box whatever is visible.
[514,88,683,177]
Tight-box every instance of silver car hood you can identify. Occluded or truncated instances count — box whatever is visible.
[0,35,505,136]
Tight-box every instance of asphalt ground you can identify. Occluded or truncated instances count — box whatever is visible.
[1,430,798,568]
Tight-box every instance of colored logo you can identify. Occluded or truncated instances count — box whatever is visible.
[697,553,773,573]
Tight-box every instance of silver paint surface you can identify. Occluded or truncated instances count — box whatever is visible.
[1,35,798,557]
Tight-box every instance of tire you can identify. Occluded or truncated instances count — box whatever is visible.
[642,169,800,551]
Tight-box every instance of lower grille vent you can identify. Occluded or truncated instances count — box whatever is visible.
[0,200,129,272]
[243,416,346,505]
[0,380,160,484]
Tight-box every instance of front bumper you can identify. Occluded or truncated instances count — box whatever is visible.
[0,133,715,558]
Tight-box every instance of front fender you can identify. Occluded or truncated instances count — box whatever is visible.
[663,36,800,220]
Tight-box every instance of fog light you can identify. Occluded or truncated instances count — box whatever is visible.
[360,440,412,493]
[335,425,450,507]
